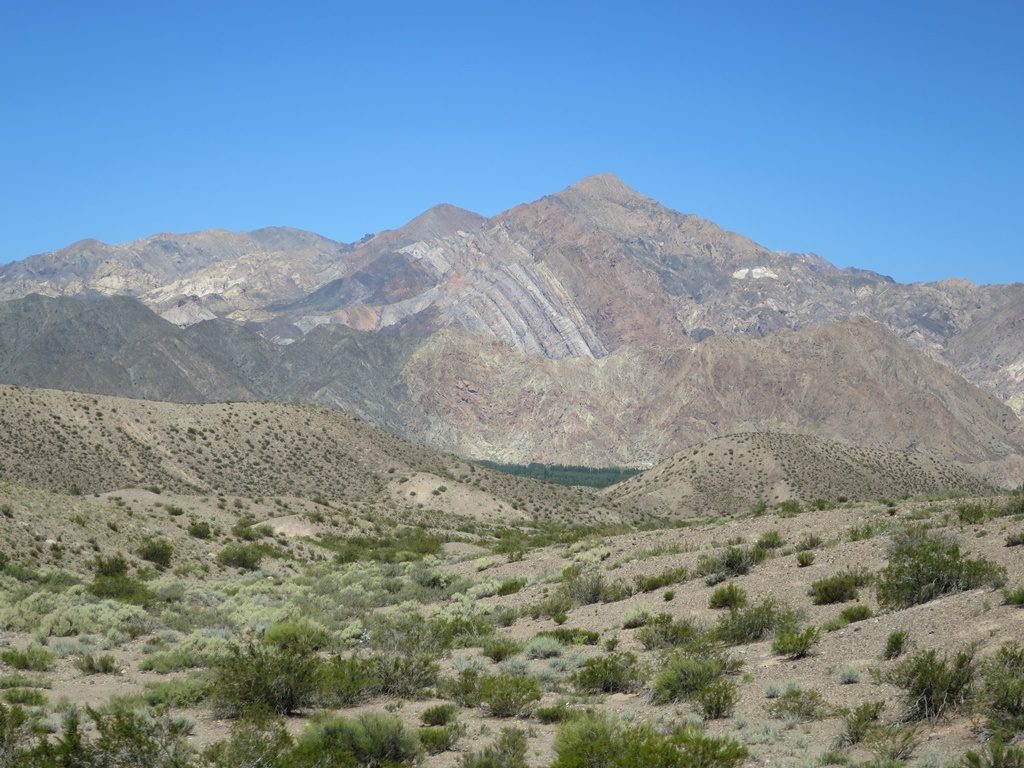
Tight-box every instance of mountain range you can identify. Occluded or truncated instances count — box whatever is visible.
[1,174,1022,484]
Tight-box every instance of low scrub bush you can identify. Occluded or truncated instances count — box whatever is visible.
[714,599,800,645]
[809,570,869,605]
[979,641,1024,737]
[796,551,815,567]
[479,673,542,717]
[876,528,1006,609]
[884,630,909,660]
[482,636,523,663]
[550,712,748,768]
[772,626,821,659]
[960,739,1024,768]
[884,647,976,720]
[74,653,118,675]
[422,703,459,726]
[137,537,174,568]
[840,604,873,623]
[1006,532,1024,547]
[216,543,263,571]
[767,687,829,721]
[699,545,766,585]
[212,641,319,716]
[460,727,528,768]
[537,628,599,646]
[574,652,645,693]
[291,712,421,766]
[524,635,563,659]
[697,678,740,719]
[635,566,688,593]
[637,613,708,651]
[1004,587,1024,606]
[651,652,736,705]
[708,583,747,610]
[419,723,465,754]
[838,700,885,746]
[0,645,53,672]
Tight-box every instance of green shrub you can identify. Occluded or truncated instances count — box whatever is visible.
[772,626,820,659]
[212,641,320,716]
[635,566,688,593]
[796,551,815,567]
[960,739,1024,768]
[979,641,1024,737]
[2,688,45,706]
[367,653,439,699]
[708,583,747,610]
[460,727,529,768]
[439,667,483,707]
[622,605,652,629]
[87,573,155,606]
[421,703,458,726]
[291,712,421,766]
[840,604,873,623]
[419,723,464,754]
[838,701,885,745]
[767,687,829,721]
[651,653,734,704]
[756,530,785,550]
[479,674,542,717]
[698,678,740,719]
[1006,532,1024,547]
[884,647,976,720]
[1004,587,1024,606]
[264,619,328,651]
[840,667,861,684]
[0,645,53,672]
[876,528,1007,609]
[524,635,562,659]
[699,545,765,585]
[537,628,599,646]
[75,653,118,675]
[187,520,212,539]
[497,578,527,596]
[884,630,909,660]
[535,702,577,724]
[216,543,263,571]
[809,570,868,604]
[714,599,800,645]
[551,712,748,768]
[143,675,212,707]
[318,656,374,707]
[482,636,523,663]
[137,537,174,568]
[637,614,708,651]
[574,652,644,693]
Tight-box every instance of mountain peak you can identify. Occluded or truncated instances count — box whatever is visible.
[558,173,647,205]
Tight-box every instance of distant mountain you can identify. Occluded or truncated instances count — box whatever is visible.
[606,432,996,516]
[0,175,1021,483]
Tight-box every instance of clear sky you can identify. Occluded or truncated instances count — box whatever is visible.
[1,1,1021,284]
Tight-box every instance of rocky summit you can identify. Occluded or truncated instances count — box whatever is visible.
[1,175,1022,486]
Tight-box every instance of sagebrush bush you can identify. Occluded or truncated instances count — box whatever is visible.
[482,636,522,663]
[637,614,708,651]
[979,641,1024,737]
[74,653,117,675]
[317,655,374,707]
[524,635,562,659]
[838,700,885,745]
[699,545,766,585]
[537,628,599,646]
[840,604,872,623]
[708,583,747,610]
[772,626,820,659]
[551,712,747,768]
[479,673,542,717]
[885,647,976,720]
[421,703,458,726]
[0,645,53,672]
[635,566,688,593]
[876,528,1006,609]
[796,551,815,567]
[884,630,909,660]
[263,619,328,651]
[419,723,464,754]
[137,537,174,568]
[212,641,319,716]
[216,544,263,571]
[714,599,800,645]
[809,570,868,605]
[292,712,421,766]
[651,652,734,704]
[698,678,740,719]
[574,652,644,694]
[460,727,528,768]
[767,687,829,721]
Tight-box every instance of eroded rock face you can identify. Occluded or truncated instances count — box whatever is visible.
[0,175,1021,472]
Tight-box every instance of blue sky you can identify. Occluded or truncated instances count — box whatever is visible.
[1,1,1021,284]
